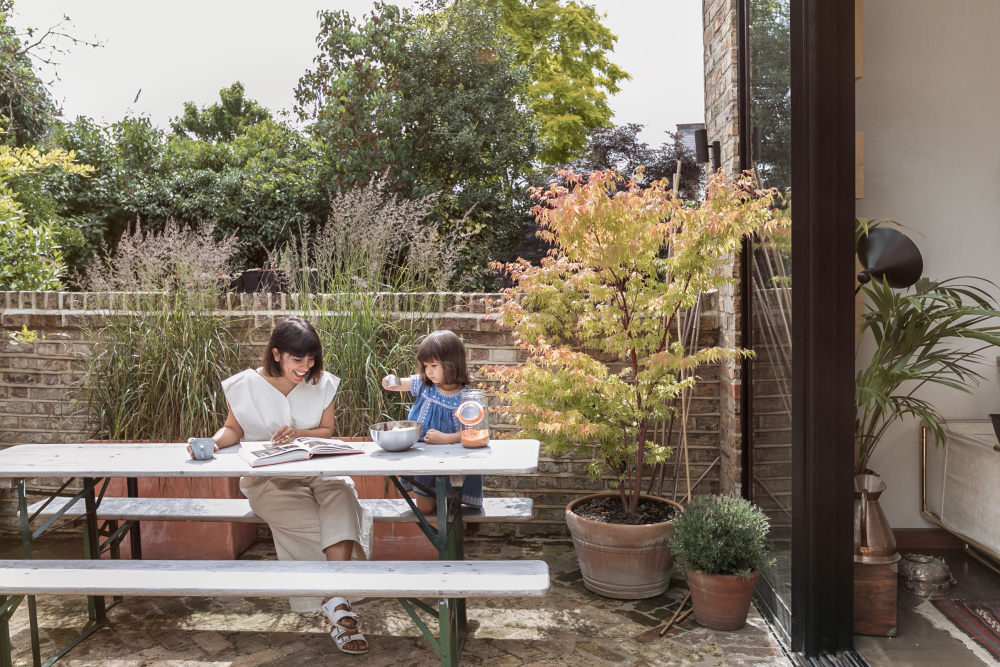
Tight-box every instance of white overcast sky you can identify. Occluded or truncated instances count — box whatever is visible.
[9,1,704,146]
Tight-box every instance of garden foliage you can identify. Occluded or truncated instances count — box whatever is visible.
[668,494,773,577]
[490,171,788,512]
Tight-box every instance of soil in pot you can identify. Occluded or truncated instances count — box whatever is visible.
[573,496,678,525]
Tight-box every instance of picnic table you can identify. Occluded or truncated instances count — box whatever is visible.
[0,439,546,667]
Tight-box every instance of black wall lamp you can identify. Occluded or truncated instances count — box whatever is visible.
[694,128,721,171]
[855,226,923,294]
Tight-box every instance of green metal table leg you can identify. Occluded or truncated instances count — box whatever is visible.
[389,475,470,664]
[0,595,23,667]
[437,597,459,667]
[17,479,41,667]
[81,479,107,624]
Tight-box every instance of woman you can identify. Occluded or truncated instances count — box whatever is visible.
[193,316,371,655]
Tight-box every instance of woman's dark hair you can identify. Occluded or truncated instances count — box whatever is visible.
[262,316,324,383]
[416,330,469,387]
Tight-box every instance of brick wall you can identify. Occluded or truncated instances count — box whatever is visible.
[703,0,745,495]
[0,291,725,537]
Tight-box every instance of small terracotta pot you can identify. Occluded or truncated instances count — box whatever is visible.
[686,569,760,630]
[565,492,682,599]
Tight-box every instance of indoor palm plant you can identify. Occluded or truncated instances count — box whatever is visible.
[668,493,773,630]
[854,221,1000,563]
[489,169,787,598]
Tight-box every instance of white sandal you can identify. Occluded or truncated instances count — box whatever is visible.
[321,596,359,630]
[331,626,370,655]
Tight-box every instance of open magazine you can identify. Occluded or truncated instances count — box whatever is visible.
[238,438,363,467]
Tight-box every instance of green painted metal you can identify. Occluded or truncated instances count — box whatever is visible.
[1,595,12,667]
[40,619,107,667]
[388,475,470,665]
[399,599,439,652]
[18,479,40,667]
[437,598,459,667]
[10,472,482,666]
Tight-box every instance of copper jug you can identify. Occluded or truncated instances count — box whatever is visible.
[853,473,900,564]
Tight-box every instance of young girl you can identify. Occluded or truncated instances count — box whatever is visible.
[382,329,483,514]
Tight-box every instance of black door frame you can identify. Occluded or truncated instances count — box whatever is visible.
[738,0,856,656]
[789,0,856,654]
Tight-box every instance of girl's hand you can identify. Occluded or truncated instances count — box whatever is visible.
[423,429,454,444]
[381,374,401,390]
[271,426,297,444]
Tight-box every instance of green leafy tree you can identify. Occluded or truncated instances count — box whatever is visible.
[0,0,56,145]
[170,82,272,142]
[48,88,329,276]
[501,124,703,270]
[499,0,629,164]
[295,0,537,286]
[748,0,790,189]
[0,144,92,289]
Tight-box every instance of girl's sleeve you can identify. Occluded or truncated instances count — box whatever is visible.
[408,374,423,399]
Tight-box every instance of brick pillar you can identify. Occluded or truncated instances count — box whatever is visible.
[703,0,743,495]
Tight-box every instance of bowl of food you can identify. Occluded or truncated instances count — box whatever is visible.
[369,420,422,452]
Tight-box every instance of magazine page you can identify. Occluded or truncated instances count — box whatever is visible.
[291,438,363,454]
[238,441,310,467]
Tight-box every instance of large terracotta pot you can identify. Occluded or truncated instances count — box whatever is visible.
[686,569,760,630]
[565,492,682,599]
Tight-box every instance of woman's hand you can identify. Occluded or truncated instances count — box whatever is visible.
[271,426,298,444]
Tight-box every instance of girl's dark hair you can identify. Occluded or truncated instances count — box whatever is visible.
[262,316,324,383]
[416,330,469,387]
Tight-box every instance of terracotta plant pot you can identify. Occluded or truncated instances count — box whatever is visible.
[686,569,760,630]
[565,492,682,600]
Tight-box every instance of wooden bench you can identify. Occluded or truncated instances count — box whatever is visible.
[0,558,550,667]
[25,496,533,524]
[0,558,550,598]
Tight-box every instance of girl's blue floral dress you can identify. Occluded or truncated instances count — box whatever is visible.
[399,374,484,508]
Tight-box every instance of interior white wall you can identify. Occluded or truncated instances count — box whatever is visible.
[856,0,1000,527]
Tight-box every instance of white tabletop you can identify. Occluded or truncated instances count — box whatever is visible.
[0,440,540,479]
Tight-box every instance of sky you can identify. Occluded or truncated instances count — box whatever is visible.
[8,1,705,146]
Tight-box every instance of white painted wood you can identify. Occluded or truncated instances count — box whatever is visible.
[0,440,540,479]
[26,496,534,524]
[0,559,550,598]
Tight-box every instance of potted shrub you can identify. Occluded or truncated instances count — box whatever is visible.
[854,221,1000,563]
[668,493,773,630]
[489,170,787,598]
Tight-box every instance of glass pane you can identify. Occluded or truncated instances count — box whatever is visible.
[747,0,792,640]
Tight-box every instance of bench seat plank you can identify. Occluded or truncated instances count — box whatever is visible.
[0,559,549,598]
[26,496,533,523]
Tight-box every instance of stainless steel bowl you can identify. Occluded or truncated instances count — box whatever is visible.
[369,420,422,452]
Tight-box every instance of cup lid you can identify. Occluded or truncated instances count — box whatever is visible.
[456,400,485,425]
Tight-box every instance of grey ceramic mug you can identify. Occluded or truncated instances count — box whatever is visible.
[190,438,216,460]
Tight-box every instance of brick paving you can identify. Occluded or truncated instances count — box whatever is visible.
[3,536,791,666]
